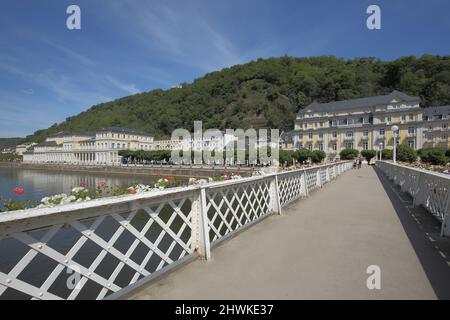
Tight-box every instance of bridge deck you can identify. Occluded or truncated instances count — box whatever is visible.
[128,165,450,299]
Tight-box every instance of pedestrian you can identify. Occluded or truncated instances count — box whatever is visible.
[353,159,357,169]
[358,158,362,169]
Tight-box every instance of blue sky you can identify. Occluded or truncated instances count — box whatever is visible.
[0,0,449,137]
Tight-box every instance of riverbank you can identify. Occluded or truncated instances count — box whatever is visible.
[0,162,255,178]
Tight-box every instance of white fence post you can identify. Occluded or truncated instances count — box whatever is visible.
[302,171,309,196]
[272,176,282,215]
[413,172,426,207]
[192,188,211,260]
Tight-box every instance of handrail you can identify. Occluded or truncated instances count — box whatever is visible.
[376,160,450,237]
[0,161,353,300]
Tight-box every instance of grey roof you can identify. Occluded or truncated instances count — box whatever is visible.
[35,141,59,147]
[280,131,294,143]
[422,105,450,116]
[96,127,152,137]
[298,91,420,115]
[47,131,94,138]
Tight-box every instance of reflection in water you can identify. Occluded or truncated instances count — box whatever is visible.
[0,167,192,300]
[0,167,171,206]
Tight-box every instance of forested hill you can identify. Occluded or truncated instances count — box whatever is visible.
[26,55,450,142]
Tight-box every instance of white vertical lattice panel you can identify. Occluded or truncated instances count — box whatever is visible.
[277,171,306,207]
[306,169,319,191]
[205,179,271,245]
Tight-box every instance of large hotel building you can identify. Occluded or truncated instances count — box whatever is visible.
[293,90,450,159]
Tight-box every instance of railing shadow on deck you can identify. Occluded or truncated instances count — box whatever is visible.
[373,166,450,299]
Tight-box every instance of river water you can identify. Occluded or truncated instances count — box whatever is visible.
[0,167,164,207]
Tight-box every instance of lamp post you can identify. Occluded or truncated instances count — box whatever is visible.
[379,142,383,161]
[392,125,399,163]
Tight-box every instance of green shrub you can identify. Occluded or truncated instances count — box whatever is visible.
[339,148,359,160]
[361,150,376,163]
[381,149,393,160]
[292,148,312,163]
[396,144,417,162]
[418,147,448,165]
[310,150,326,163]
[279,149,293,165]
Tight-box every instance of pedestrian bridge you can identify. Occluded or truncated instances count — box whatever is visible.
[1,161,450,299]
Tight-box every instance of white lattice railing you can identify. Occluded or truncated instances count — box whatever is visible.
[0,161,352,300]
[376,161,450,237]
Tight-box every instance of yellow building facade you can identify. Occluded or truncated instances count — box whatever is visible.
[293,91,450,159]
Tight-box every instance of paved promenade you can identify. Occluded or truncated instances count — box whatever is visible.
[129,165,450,300]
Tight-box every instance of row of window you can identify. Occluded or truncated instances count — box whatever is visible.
[299,127,421,140]
[299,111,416,122]
[297,140,418,152]
[298,105,410,119]
[96,133,152,141]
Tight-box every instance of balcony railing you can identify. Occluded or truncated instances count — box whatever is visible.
[376,161,450,237]
[0,162,353,300]
[337,123,363,128]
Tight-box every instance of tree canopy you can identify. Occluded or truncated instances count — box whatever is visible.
[19,55,450,143]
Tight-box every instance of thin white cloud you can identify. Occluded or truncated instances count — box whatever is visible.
[105,1,244,72]
[42,39,96,67]
[105,76,141,95]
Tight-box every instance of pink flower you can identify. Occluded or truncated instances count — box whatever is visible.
[98,181,106,188]
[12,187,24,196]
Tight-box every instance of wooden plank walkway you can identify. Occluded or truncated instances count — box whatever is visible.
[128,165,450,299]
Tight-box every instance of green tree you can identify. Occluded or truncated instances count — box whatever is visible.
[310,150,326,163]
[292,148,312,163]
[339,148,359,160]
[279,150,293,166]
[381,149,393,160]
[361,150,376,164]
[396,144,417,163]
[418,148,448,165]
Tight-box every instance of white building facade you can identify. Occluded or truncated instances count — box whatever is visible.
[22,127,240,165]
[23,127,154,165]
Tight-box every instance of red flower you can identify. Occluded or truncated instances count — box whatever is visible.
[12,187,24,196]
[167,176,174,184]
[224,167,229,173]
[98,181,106,188]
[128,189,137,194]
